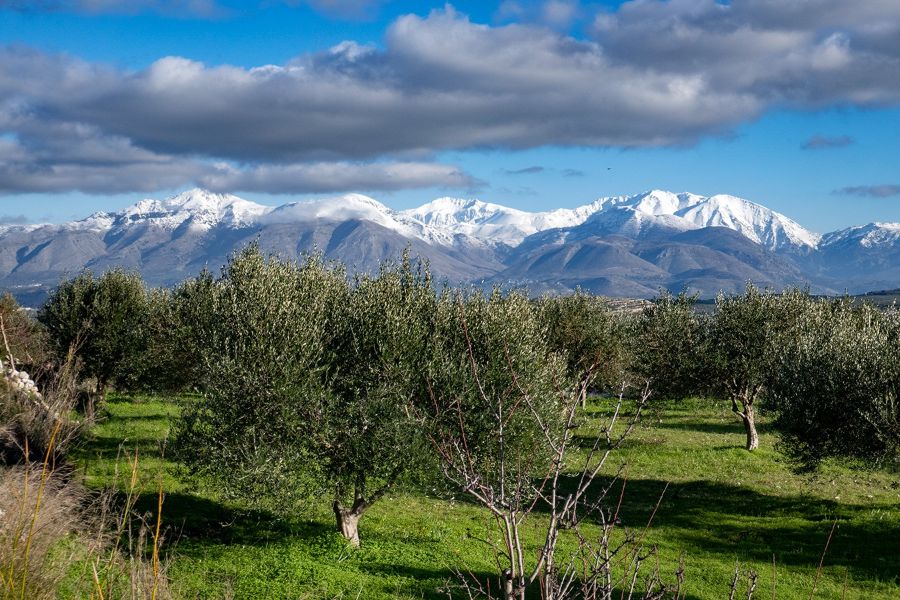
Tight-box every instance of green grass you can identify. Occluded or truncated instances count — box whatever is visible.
[74,394,900,599]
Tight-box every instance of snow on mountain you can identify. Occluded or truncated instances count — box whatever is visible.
[115,189,272,231]
[820,222,900,248]
[402,190,821,252]
[400,198,591,246]
[2,188,898,302]
[0,188,848,254]
[263,193,455,245]
[33,189,453,244]
[576,190,821,251]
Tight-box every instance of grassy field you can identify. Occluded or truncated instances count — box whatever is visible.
[73,394,900,599]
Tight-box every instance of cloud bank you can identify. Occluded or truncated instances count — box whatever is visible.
[2,1,900,194]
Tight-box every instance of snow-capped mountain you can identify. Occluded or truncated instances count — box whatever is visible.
[809,223,900,292]
[263,193,455,246]
[400,197,595,246]
[820,222,900,249]
[114,189,272,231]
[597,191,820,251]
[3,188,822,252]
[404,190,820,253]
[0,188,896,303]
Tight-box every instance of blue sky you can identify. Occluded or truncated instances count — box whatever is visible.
[1,0,899,233]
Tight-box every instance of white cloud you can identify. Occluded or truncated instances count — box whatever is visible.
[2,2,900,194]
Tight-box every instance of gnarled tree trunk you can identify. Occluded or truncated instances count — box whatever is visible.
[742,403,759,451]
[333,501,364,547]
[732,393,760,452]
[332,471,402,548]
[332,492,370,547]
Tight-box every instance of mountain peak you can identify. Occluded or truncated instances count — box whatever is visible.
[403,197,511,222]
[576,190,820,251]
[165,188,243,210]
[116,189,270,231]
[2,187,897,303]
[401,197,560,246]
[822,221,900,248]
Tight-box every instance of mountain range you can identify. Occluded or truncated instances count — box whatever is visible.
[1,188,897,306]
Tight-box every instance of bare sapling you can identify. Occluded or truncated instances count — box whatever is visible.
[425,314,680,600]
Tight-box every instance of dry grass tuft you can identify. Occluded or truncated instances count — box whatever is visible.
[0,429,93,600]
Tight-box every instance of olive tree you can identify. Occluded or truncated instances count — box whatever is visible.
[0,293,48,370]
[175,247,436,546]
[174,247,347,515]
[426,288,567,491]
[768,300,900,469]
[629,291,702,400]
[38,269,150,400]
[424,289,566,597]
[423,290,670,600]
[703,286,772,451]
[322,256,436,545]
[538,291,627,405]
[703,286,816,451]
[159,269,218,393]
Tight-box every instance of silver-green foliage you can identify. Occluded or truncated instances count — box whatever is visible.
[174,246,346,510]
[629,291,702,399]
[323,256,436,512]
[38,269,150,391]
[426,288,568,495]
[769,299,900,469]
[538,291,628,393]
[174,247,437,522]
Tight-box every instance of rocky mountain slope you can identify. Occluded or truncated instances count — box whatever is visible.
[0,188,895,304]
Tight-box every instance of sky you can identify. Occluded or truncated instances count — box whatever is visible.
[0,0,899,233]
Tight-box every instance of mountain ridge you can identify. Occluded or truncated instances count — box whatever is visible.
[1,188,896,304]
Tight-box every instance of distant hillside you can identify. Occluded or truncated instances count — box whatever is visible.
[1,188,898,306]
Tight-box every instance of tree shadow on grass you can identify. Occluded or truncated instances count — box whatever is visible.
[356,563,707,600]
[95,486,336,554]
[650,419,776,437]
[540,475,899,584]
[74,404,176,460]
[354,563,462,600]
[76,432,168,458]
